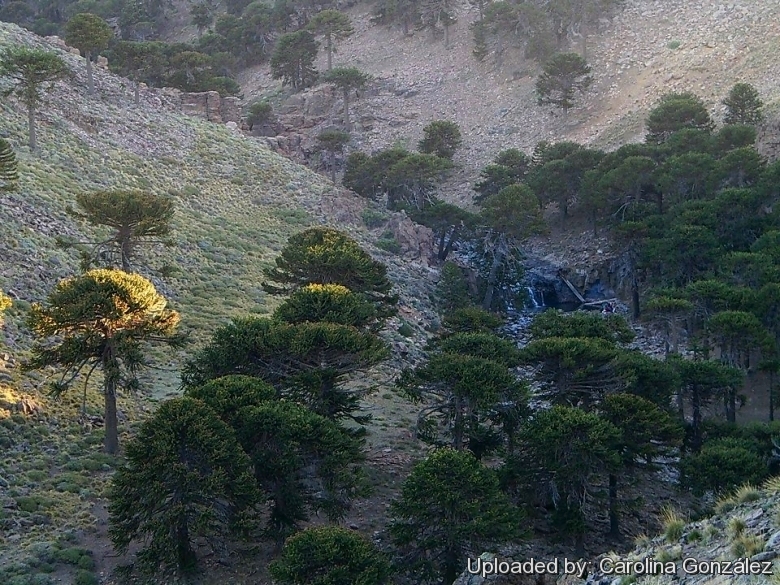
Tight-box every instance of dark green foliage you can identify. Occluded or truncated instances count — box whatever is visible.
[518,406,621,553]
[529,309,635,344]
[181,317,388,422]
[271,30,318,89]
[25,269,182,454]
[343,146,452,210]
[612,350,681,407]
[723,82,764,126]
[0,47,69,149]
[190,2,213,35]
[535,52,593,114]
[474,148,530,202]
[305,10,354,70]
[272,283,379,330]
[246,100,272,130]
[715,124,757,152]
[441,306,504,333]
[65,13,113,94]
[397,352,528,452]
[268,526,391,584]
[435,262,472,314]
[235,401,367,542]
[389,448,522,584]
[418,120,462,160]
[0,289,11,324]
[645,92,715,144]
[262,227,395,310]
[0,138,19,191]
[64,189,175,271]
[408,199,477,261]
[679,438,769,495]
[319,67,371,128]
[183,375,275,426]
[108,397,260,574]
[428,331,521,366]
[316,128,350,181]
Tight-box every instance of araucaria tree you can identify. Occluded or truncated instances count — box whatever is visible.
[536,52,593,116]
[65,13,113,95]
[722,82,765,127]
[64,190,175,271]
[0,138,19,191]
[271,30,318,90]
[262,226,397,312]
[390,448,522,584]
[108,397,259,575]
[316,128,350,182]
[0,47,69,150]
[320,67,372,130]
[418,120,462,160]
[306,10,354,71]
[645,92,715,144]
[25,269,183,454]
[269,526,391,585]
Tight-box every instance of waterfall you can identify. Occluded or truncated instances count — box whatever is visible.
[525,286,543,309]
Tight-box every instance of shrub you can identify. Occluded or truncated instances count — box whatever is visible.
[679,437,770,495]
[660,507,685,542]
[418,120,462,159]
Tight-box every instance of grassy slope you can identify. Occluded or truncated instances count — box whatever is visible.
[0,21,429,584]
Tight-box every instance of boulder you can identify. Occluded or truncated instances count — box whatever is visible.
[386,211,435,263]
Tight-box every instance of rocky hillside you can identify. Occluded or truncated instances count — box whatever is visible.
[241,0,780,205]
[453,479,780,585]
[0,20,439,356]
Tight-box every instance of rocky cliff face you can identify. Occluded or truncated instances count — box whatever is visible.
[455,482,780,585]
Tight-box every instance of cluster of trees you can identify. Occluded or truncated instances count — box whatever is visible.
[467,0,623,67]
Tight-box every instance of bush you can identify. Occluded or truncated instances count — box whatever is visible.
[361,208,388,228]
[418,120,462,159]
[679,438,769,496]
[375,232,401,254]
[247,100,273,130]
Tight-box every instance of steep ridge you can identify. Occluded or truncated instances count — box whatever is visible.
[241,0,780,205]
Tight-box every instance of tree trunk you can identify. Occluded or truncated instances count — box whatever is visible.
[27,103,37,151]
[608,473,619,537]
[691,384,702,452]
[326,31,333,70]
[481,245,504,311]
[343,88,351,130]
[453,394,463,450]
[120,239,132,271]
[176,519,196,573]
[86,50,95,95]
[631,272,640,319]
[440,226,459,261]
[103,371,119,455]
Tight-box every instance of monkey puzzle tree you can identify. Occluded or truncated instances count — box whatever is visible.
[316,128,350,182]
[528,309,635,344]
[397,352,528,454]
[519,406,621,556]
[669,356,744,452]
[108,397,259,575]
[271,30,318,90]
[599,393,683,536]
[235,401,368,544]
[389,448,523,585]
[110,41,166,105]
[262,227,397,312]
[272,283,380,331]
[181,318,388,424]
[722,82,764,127]
[0,47,69,150]
[407,199,477,262]
[63,190,175,271]
[25,269,183,454]
[536,52,593,117]
[0,138,19,191]
[643,295,693,358]
[305,9,354,71]
[246,100,273,131]
[183,374,276,427]
[320,67,372,130]
[269,526,391,585]
[65,13,113,95]
[478,184,547,311]
[190,2,213,36]
[418,120,462,160]
[645,92,715,144]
